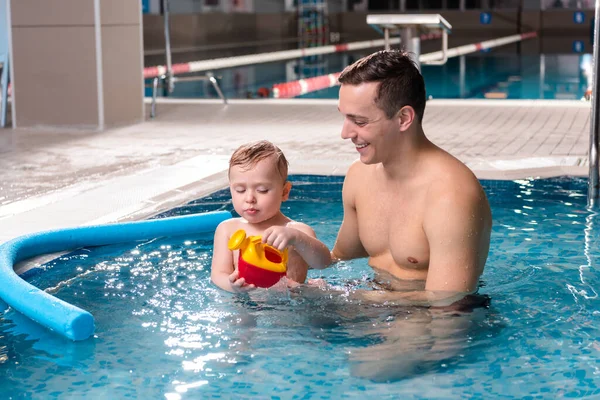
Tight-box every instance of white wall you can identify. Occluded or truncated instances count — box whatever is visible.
[253,0,284,13]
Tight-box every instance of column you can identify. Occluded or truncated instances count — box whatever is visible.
[10,0,144,129]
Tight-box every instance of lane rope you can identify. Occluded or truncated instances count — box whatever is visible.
[272,32,538,99]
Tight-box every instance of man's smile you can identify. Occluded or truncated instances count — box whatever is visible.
[355,142,370,152]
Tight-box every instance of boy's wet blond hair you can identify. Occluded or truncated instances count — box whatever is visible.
[229,140,289,182]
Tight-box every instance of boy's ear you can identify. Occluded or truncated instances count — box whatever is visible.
[282,181,292,201]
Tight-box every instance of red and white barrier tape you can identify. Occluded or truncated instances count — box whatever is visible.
[419,31,537,63]
[143,33,441,79]
[272,73,341,99]
[273,31,538,99]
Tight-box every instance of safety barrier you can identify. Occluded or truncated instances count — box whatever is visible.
[273,72,341,99]
[143,33,441,79]
[272,31,538,99]
[420,31,537,63]
[0,211,231,341]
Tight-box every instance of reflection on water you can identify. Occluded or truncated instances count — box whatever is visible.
[0,333,7,364]
[0,235,500,396]
[2,176,600,397]
[290,288,498,383]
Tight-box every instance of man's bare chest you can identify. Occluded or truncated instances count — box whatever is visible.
[355,186,430,271]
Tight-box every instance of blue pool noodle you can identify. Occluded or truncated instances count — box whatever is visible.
[0,211,231,341]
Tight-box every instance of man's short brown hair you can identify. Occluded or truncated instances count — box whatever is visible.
[229,140,289,182]
[338,50,426,123]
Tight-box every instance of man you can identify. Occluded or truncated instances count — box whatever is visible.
[332,50,492,307]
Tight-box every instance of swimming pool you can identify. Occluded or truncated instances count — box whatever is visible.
[1,175,599,397]
[163,51,591,101]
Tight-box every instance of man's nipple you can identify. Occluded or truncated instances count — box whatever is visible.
[407,257,419,264]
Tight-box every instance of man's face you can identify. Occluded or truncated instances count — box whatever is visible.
[228,156,290,224]
[337,82,400,165]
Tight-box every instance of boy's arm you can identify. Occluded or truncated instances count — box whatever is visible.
[211,221,255,293]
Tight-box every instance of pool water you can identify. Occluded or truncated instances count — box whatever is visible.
[163,51,591,101]
[1,176,600,398]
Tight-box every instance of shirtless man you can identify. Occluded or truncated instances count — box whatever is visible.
[331,50,492,307]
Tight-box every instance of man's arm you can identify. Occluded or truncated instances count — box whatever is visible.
[423,181,491,293]
[332,162,369,262]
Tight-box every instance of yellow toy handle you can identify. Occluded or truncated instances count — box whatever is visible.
[228,229,247,251]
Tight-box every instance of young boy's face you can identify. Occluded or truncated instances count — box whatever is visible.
[229,155,291,224]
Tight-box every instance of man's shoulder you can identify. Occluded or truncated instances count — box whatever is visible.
[427,152,487,204]
[345,159,377,180]
[342,160,377,199]
[435,147,478,179]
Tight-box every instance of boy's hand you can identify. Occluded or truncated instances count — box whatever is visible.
[229,270,257,292]
[261,226,298,251]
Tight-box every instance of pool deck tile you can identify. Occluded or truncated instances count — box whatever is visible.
[0,98,592,244]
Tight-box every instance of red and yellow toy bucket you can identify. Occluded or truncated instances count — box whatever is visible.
[228,230,288,288]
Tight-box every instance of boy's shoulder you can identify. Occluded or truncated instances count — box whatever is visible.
[216,217,245,232]
[286,219,308,228]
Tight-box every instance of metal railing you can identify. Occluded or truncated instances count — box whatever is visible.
[149,72,227,119]
[587,0,600,208]
[150,0,227,119]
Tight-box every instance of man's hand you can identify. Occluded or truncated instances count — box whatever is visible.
[261,226,298,251]
[228,270,257,293]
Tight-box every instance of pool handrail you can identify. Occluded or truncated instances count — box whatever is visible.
[366,13,452,68]
[588,2,600,208]
[0,211,231,341]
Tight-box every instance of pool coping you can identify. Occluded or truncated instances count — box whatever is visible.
[1,98,591,273]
